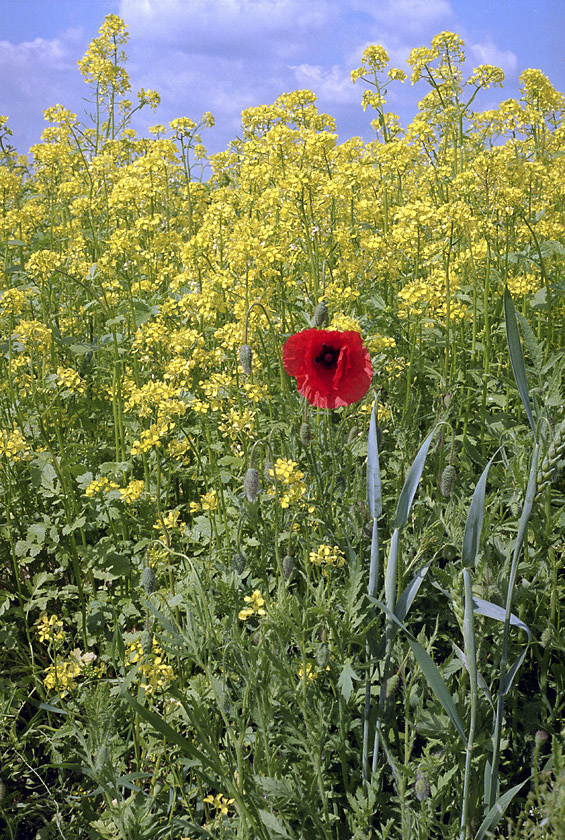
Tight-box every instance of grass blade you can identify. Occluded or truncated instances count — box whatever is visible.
[504,287,537,440]
[462,453,497,569]
[394,429,436,529]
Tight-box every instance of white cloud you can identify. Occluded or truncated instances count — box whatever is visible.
[0,30,86,152]
[120,0,331,58]
[470,41,518,77]
[292,63,359,104]
[349,0,452,35]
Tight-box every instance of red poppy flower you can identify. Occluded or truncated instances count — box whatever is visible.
[282,328,373,409]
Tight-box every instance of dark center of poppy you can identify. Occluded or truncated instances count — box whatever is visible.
[315,343,340,370]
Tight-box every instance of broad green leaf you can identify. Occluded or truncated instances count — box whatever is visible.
[370,598,466,743]
[462,453,497,569]
[504,287,536,440]
[394,429,436,529]
[123,693,218,781]
[475,779,528,840]
[367,399,382,519]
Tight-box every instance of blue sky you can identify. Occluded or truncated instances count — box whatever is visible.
[1,0,563,158]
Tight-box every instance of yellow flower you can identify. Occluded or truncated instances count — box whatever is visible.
[238,590,266,621]
[203,792,235,815]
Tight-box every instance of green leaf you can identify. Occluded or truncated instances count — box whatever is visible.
[394,429,436,528]
[370,598,466,743]
[367,399,382,519]
[462,453,496,569]
[258,810,292,838]
[337,658,360,702]
[504,287,536,440]
[475,779,528,840]
[123,693,217,781]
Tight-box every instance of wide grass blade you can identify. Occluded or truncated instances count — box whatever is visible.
[394,429,436,529]
[367,398,382,520]
[462,453,496,569]
[370,598,466,743]
[504,287,537,440]
[475,779,528,840]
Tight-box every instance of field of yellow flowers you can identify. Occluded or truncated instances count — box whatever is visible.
[1,15,564,840]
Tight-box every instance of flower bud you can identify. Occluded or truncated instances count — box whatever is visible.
[239,344,253,376]
[535,730,549,745]
[281,554,294,579]
[299,421,312,446]
[141,567,157,595]
[386,673,400,697]
[140,629,153,657]
[311,300,328,327]
[244,468,260,502]
[541,627,552,647]
[316,643,330,668]
[231,552,246,574]
[440,465,457,497]
[414,773,430,802]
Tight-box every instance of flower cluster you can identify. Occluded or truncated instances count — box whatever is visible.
[309,544,346,572]
[238,590,267,621]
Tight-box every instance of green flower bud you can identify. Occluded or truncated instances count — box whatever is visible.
[140,629,153,657]
[414,773,430,802]
[311,300,328,327]
[239,344,253,376]
[231,552,247,574]
[281,554,294,579]
[299,421,312,446]
[244,468,260,502]
[141,567,157,595]
[440,465,457,497]
[316,643,330,668]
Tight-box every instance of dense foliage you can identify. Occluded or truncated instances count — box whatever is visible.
[0,15,564,840]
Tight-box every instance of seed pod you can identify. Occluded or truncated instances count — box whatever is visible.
[414,773,430,802]
[140,629,153,657]
[316,643,330,668]
[440,465,457,497]
[299,421,312,446]
[141,567,157,595]
[238,344,253,376]
[231,552,246,574]
[244,468,260,502]
[0,780,5,802]
[281,554,294,579]
[311,300,328,327]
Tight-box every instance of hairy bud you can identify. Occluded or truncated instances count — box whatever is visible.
[311,300,328,327]
[141,567,157,595]
[440,465,457,497]
[238,344,253,376]
[244,468,260,502]
[281,554,294,579]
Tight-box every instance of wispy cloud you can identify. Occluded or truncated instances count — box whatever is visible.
[470,41,518,78]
